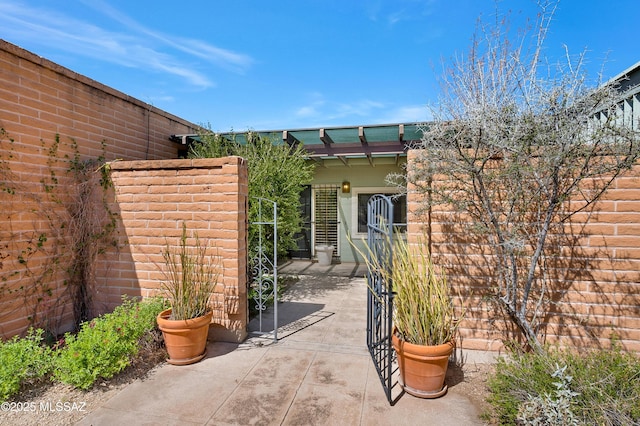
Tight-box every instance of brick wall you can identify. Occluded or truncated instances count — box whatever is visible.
[100,158,249,343]
[0,40,198,338]
[407,150,640,352]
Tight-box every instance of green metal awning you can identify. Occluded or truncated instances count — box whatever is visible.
[170,123,424,166]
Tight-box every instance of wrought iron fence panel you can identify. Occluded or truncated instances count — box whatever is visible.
[249,197,278,341]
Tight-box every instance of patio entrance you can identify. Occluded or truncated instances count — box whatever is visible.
[290,184,341,263]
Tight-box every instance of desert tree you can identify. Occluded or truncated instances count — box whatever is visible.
[405,1,640,352]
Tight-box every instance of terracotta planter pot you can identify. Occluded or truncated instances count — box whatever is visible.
[392,333,455,398]
[157,308,212,365]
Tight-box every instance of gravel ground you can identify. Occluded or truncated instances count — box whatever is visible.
[1,379,132,426]
[449,361,494,420]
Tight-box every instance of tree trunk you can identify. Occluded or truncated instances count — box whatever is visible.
[499,296,544,354]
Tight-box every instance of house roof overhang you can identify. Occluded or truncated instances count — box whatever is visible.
[170,123,424,166]
[606,61,640,98]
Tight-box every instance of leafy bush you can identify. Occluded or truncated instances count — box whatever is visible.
[189,132,315,259]
[516,365,580,426]
[53,297,166,389]
[487,344,640,425]
[0,329,53,402]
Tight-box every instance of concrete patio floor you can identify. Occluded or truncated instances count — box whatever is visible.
[79,261,493,425]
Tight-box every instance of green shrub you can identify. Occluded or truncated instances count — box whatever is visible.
[516,364,580,425]
[189,132,315,259]
[487,344,640,425]
[0,328,53,402]
[53,297,166,389]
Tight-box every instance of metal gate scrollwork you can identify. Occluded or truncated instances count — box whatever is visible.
[249,198,278,341]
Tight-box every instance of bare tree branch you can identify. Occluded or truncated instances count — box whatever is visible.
[408,1,640,352]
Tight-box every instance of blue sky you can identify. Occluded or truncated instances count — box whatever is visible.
[1,0,638,132]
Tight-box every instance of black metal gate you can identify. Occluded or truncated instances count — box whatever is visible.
[366,194,397,405]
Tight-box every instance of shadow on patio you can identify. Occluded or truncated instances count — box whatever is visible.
[79,261,488,425]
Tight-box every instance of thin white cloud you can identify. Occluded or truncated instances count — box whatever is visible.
[292,93,388,126]
[388,11,404,25]
[82,0,253,73]
[366,0,383,21]
[334,100,385,118]
[377,105,431,124]
[294,92,326,118]
[181,39,253,72]
[147,55,214,88]
[366,0,438,26]
[215,101,430,132]
[0,1,252,87]
[295,105,320,118]
[290,92,430,127]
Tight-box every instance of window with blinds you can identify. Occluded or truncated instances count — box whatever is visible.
[313,185,339,250]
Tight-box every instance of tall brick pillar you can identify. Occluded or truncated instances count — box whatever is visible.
[97,157,249,343]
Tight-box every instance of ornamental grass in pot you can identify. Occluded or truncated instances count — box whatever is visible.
[354,233,464,398]
[390,235,463,398]
[157,223,220,365]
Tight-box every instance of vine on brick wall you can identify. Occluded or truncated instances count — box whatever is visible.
[0,128,16,196]
[0,129,119,337]
[64,139,118,327]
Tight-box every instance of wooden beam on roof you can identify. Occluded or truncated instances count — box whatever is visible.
[398,124,405,141]
[367,155,375,167]
[283,130,299,147]
[337,156,349,166]
[319,128,333,146]
[310,157,326,167]
[170,134,198,145]
[304,141,405,157]
[358,126,375,166]
[358,126,367,144]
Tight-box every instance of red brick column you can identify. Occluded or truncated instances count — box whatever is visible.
[98,157,248,343]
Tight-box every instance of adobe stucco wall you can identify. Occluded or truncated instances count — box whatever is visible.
[0,40,198,338]
[101,158,249,343]
[406,150,640,352]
